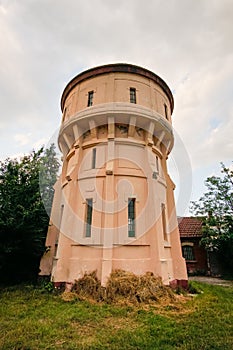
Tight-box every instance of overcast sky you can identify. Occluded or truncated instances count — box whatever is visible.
[0,0,232,215]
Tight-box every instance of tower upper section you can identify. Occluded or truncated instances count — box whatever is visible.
[60,63,174,123]
[58,63,175,156]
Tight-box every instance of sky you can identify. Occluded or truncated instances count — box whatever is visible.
[0,0,232,215]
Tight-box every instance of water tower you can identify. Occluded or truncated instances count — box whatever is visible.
[40,63,187,288]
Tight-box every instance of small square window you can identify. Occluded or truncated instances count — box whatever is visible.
[130,88,136,104]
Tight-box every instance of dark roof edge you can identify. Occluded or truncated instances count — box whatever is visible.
[60,63,174,113]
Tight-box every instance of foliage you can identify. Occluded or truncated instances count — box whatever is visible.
[0,145,59,284]
[39,143,60,217]
[0,282,233,349]
[191,162,233,272]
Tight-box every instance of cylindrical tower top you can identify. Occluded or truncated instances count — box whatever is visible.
[61,63,174,113]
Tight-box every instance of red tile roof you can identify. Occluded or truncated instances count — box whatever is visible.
[178,217,203,237]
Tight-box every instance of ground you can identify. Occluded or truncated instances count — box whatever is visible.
[189,276,233,287]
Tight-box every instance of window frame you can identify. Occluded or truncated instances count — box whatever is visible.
[130,87,136,104]
[128,198,136,237]
[182,244,195,261]
[161,203,168,241]
[62,107,67,122]
[156,156,159,174]
[85,198,93,237]
[87,91,94,107]
[164,103,168,120]
[92,148,96,169]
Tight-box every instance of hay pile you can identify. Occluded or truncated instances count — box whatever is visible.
[67,270,175,305]
[106,270,175,304]
[71,271,105,302]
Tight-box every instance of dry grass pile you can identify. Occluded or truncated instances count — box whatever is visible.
[68,270,175,305]
[106,270,175,304]
[71,271,105,301]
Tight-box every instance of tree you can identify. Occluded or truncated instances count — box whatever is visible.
[191,162,233,273]
[39,143,60,217]
[0,145,59,284]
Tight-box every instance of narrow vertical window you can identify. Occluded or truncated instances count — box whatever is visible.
[161,204,167,241]
[87,91,94,107]
[128,198,135,237]
[92,148,96,169]
[62,108,67,122]
[164,104,168,120]
[85,199,93,237]
[130,88,136,104]
[156,156,159,174]
[59,204,64,229]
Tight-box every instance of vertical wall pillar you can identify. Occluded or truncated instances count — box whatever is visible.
[147,121,155,146]
[101,117,115,285]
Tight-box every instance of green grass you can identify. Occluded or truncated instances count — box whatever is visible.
[0,282,233,349]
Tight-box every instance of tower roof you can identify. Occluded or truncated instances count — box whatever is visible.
[61,63,174,113]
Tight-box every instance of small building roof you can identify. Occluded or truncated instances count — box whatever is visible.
[178,217,203,237]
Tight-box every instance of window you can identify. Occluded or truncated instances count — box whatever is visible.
[153,157,159,179]
[161,204,167,241]
[59,204,64,229]
[156,156,159,174]
[85,199,93,237]
[87,91,94,107]
[128,198,135,237]
[92,148,96,169]
[130,88,136,104]
[182,245,195,261]
[62,108,67,122]
[164,104,168,120]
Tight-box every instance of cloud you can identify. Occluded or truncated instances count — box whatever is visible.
[14,133,32,146]
[173,53,233,170]
[33,138,48,150]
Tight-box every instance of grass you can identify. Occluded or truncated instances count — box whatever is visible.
[0,282,232,349]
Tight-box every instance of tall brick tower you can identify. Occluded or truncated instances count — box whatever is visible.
[40,63,187,287]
